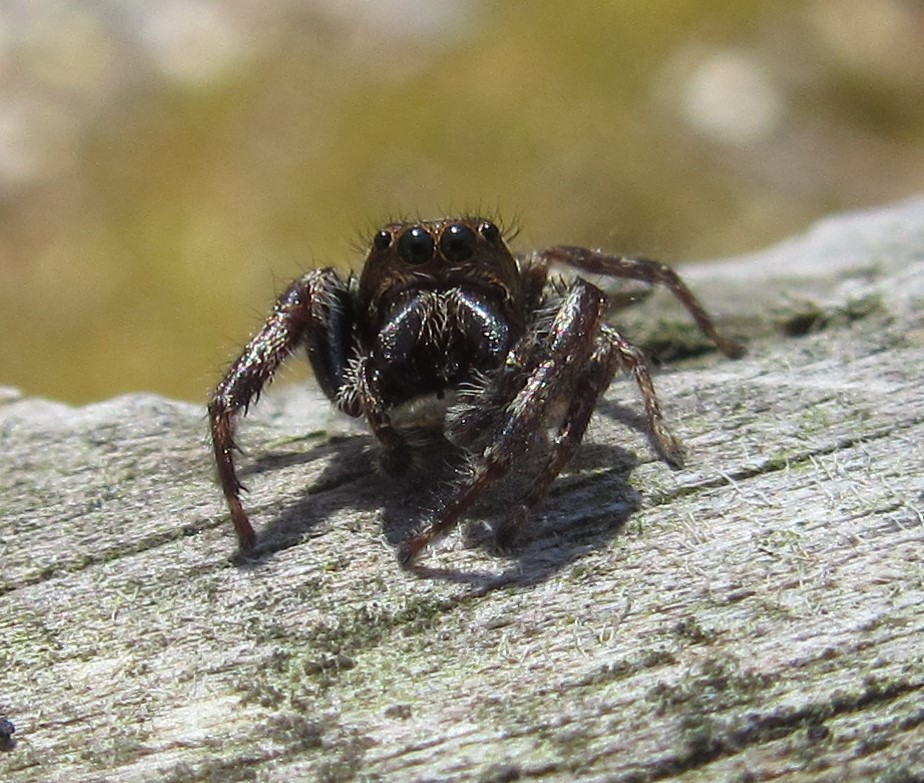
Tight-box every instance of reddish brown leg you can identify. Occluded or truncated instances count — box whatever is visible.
[208,268,347,552]
[495,324,681,549]
[399,280,609,567]
[537,246,744,358]
[598,325,684,465]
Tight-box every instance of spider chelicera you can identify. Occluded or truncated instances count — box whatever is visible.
[208,217,743,567]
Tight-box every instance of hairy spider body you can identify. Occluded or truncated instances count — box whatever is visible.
[209,217,742,567]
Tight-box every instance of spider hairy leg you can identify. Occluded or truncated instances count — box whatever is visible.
[398,279,610,568]
[208,268,349,552]
[537,246,744,358]
[493,321,681,549]
[597,325,684,464]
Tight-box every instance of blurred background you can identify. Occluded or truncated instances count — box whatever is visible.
[1,0,922,404]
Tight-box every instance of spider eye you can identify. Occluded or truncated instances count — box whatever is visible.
[373,229,392,252]
[439,223,477,262]
[479,221,501,244]
[397,226,435,265]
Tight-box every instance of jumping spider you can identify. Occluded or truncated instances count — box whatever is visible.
[209,217,743,567]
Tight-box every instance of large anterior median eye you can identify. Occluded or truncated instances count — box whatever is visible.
[439,223,477,262]
[397,226,435,265]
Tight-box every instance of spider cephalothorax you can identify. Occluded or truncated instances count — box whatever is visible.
[208,217,742,567]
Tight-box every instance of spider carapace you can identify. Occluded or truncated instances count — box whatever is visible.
[208,217,743,567]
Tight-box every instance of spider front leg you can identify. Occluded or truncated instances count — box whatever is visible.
[208,268,352,552]
[398,280,610,567]
[536,246,745,358]
[494,322,681,550]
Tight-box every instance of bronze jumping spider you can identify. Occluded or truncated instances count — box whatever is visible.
[209,217,743,566]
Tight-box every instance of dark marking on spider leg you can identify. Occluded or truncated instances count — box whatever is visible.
[538,246,745,358]
[208,268,346,552]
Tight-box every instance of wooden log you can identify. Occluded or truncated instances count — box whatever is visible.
[2,198,923,782]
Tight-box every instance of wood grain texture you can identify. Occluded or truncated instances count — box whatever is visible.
[2,198,923,783]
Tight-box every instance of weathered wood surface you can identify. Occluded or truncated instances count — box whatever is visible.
[2,199,923,783]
